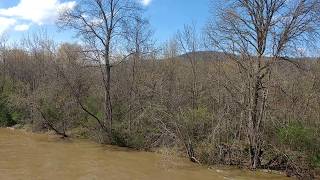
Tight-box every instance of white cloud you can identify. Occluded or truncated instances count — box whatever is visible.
[0,0,75,34]
[0,17,16,34]
[14,24,30,31]
[141,0,152,6]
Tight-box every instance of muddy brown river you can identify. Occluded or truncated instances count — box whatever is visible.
[0,128,291,180]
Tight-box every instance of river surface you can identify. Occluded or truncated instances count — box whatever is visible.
[0,128,291,180]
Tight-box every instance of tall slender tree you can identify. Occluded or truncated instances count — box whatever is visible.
[58,0,144,136]
[206,0,320,168]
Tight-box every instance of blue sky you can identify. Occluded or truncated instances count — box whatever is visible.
[146,0,213,43]
[0,0,215,44]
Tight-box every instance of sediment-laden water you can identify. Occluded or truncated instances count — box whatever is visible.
[0,128,291,180]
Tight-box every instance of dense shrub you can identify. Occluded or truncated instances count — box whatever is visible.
[277,122,317,152]
[0,96,17,127]
[0,78,24,127]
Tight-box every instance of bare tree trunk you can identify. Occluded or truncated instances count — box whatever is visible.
[38,109,68,138]
[247,66,262,168]
[128,54,137,133]
[104,44,113,135]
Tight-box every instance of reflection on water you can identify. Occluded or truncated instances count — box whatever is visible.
[0,128,290,180]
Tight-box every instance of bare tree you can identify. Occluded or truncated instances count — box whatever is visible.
[0,35,8,92]
[177,24,201,111]
[122,17,154,132]
[206,0,320,169]
[57,0,144,136]
[172,24,204,163]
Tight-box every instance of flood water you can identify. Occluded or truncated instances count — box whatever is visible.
[0,128,291,180]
